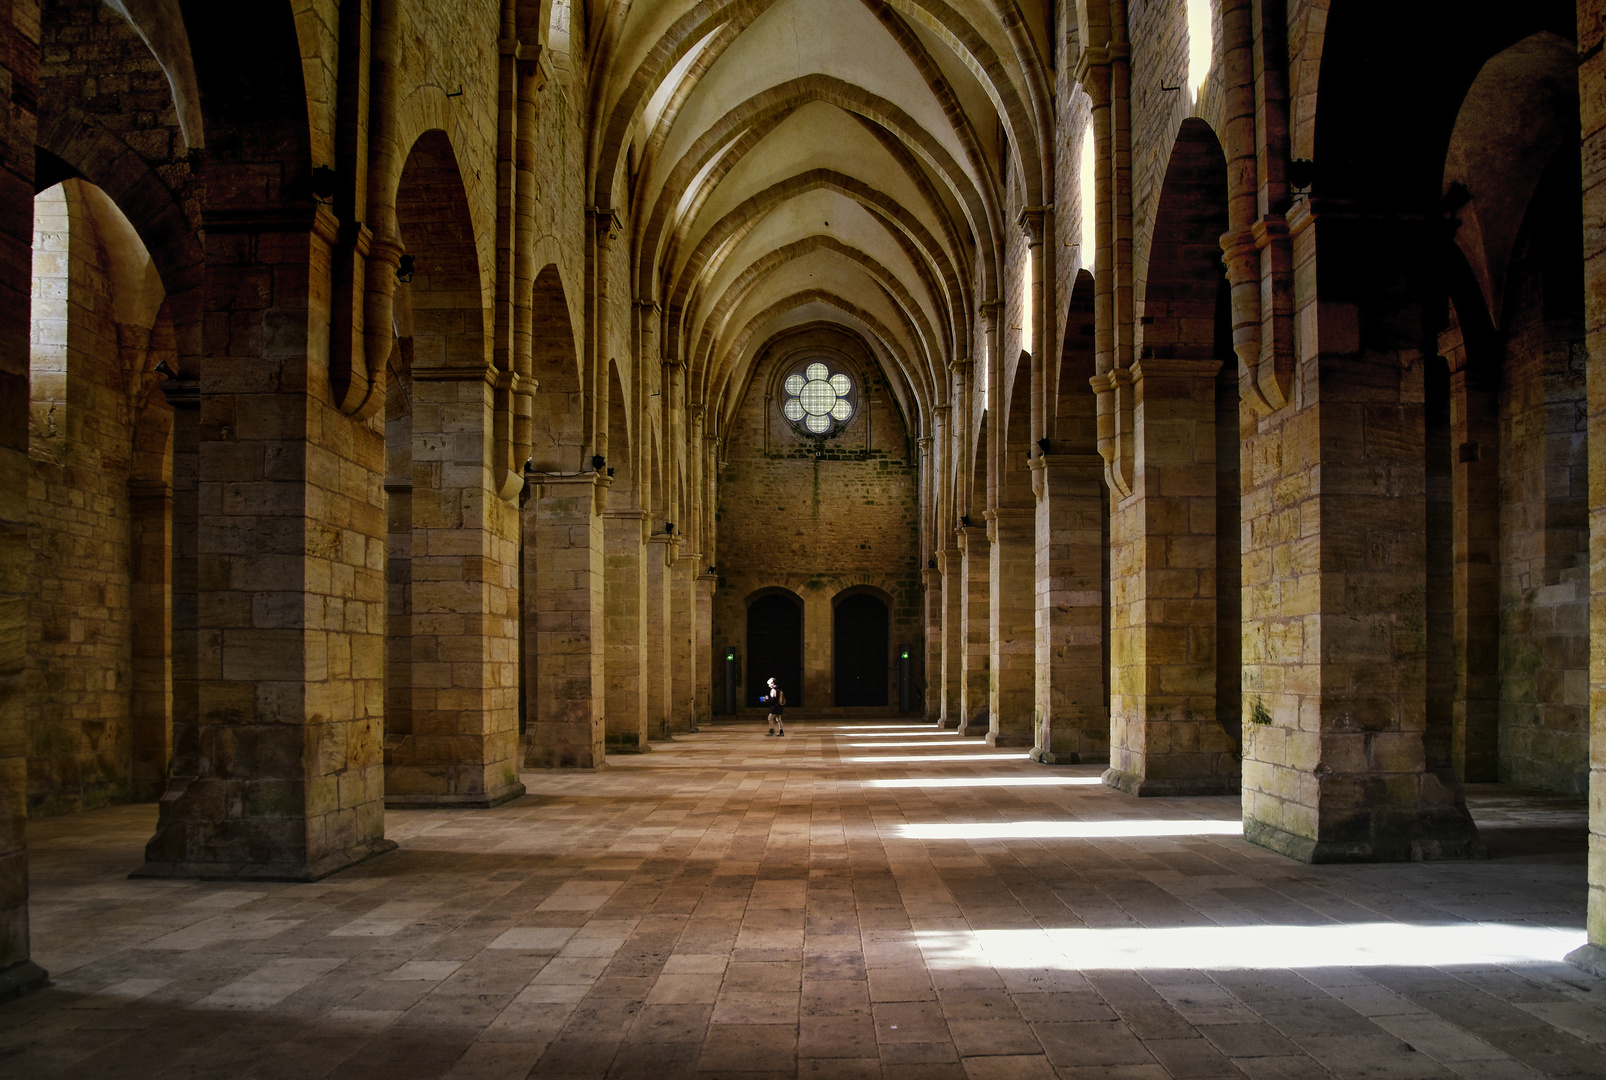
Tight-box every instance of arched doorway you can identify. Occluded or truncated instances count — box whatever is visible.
[747,593,803,707]
[834,592,889,707]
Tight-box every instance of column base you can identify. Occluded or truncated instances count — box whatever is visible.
[1244,817,1487,864]
[131,836,398,883]
[959,711,989,737]
[1102,767,1240,797]
[605,735,654,754]
[385,781,526,810]
[1565,943,1606,981]
[935,714,958,730]
[1030,747,1110,765]
[986,731,1033,748]
[0,960,48,1002]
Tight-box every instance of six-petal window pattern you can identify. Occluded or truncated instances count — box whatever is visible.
[782,362,854,434]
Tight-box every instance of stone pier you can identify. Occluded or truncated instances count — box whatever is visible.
[1105,358,1239,796]
[1033,454,1110,763]
[524,475,606,769]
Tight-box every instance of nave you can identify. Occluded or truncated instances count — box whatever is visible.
[5,724,1600,1080]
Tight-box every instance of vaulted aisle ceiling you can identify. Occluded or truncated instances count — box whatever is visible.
[591,0,1053,435]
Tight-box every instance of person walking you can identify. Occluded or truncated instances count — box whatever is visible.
[762,677,786,736]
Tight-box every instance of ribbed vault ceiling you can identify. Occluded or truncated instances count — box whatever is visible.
[590,0,1052,438]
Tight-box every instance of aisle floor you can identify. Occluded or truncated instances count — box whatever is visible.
[3,722,1603,1079]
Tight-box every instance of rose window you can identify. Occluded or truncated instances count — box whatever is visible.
[782,362,854,434]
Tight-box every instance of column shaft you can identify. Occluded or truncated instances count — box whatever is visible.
[645,537,673,739]
[987,509,1036,747]
[1033,455,1110,763]
[604,512,648,751]
[1105,358,1239,795]
[386,374,524,807]
[937,548,962,728]
[524,476,606,768]
[958,527,990,736]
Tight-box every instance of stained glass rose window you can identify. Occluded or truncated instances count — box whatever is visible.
[781,362,854,435]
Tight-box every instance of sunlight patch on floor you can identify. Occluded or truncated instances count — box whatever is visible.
[847,753,1031,763]
[899,818,1243,840]
[866,776,1106,789]
[915,922,1587,971]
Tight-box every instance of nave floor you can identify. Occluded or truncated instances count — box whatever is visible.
[3,722,1603,1080]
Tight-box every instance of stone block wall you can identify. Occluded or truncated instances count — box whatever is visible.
[713,329,920,712]
[27,181,136,817]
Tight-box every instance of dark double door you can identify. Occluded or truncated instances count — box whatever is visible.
[747,594,802,707]
[834,593,888,707]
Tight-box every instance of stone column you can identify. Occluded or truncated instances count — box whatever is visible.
[695,568,715,727]
[669,552,696,732]
[922,565,942,720]
[958,525,990,736]
[1105,357,1238,796]
[524,474,607,768]
[1241,200,1481,862]
[129,477,174,801]
[385,371,525,807]
[1447,354,1499,781]
[645,535,674,739]
[937,546,963,728]
[987,508,1035,747]
[0,7,46,993]
[1574,0,1606,977]
[1032,454,1110,763]
[603,510,649,752]
[139,212,394,881]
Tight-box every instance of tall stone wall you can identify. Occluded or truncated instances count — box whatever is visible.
[713,329,921,712]
[25,182,137,816]
[1496,202,1590,794]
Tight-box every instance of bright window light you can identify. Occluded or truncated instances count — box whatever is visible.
[867,776,1105,789]
[847,753,1030,763]
[898,819,1242,841]
[849,740,976,748]
[1020,253,1033,355]
[915,923,1586,972]
[1079,122,1095,270]
[1187,0,1212,101]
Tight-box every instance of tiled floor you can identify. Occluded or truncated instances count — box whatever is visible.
[4,722,1604,1079]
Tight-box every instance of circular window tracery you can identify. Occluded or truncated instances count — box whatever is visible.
[781,361,855,435]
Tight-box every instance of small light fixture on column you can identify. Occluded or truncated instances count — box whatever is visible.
[395,254,415,283]
[665,522,676,535]
[591,454,605,471]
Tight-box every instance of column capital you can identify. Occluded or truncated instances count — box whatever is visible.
[1017,206,1051,245]
[978,301,1003,328]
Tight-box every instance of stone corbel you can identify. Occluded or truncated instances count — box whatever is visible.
[1089,367,1133,499]
[936,546,961,574]
[1253,213,1294,412]
[1221,226,1270,414]
[589,205,622,247]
